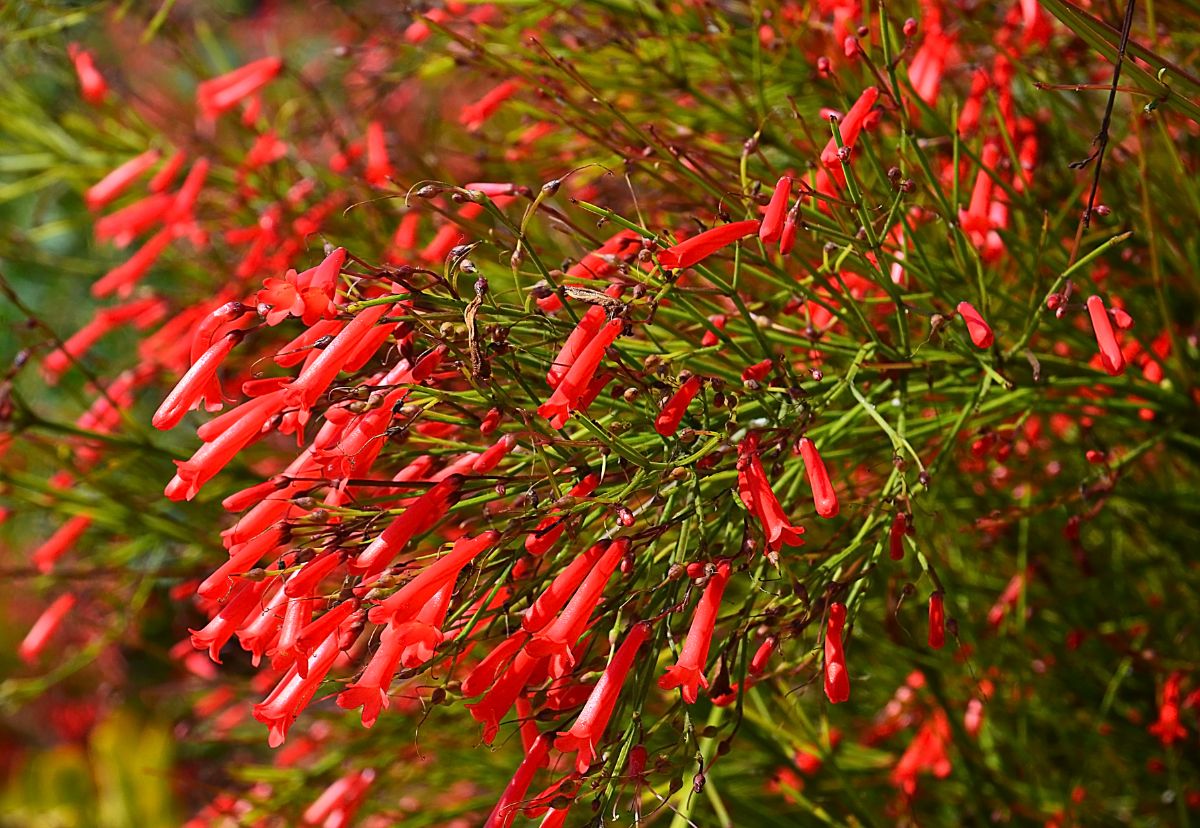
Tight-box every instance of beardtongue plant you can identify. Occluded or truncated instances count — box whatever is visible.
[2,0,1200,825]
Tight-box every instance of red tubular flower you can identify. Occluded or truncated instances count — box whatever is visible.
[92,227,174,298]
[67,44,108,105]
[960,144,1000,236]
[522,543,608,632]
[824,602,850,703]
[547,306,606,388]
[485,732,554,828]
[891,710,952,794]
[928,592,946,649]
[85,149,160,210]
[566,229,641,280]
[1148,671,1187,746]
[284,303,391,417]
[18,593,76,664]
[737,435,805,554]
[556,621,651,773]
[742,358,772,383]
[658,560,731,703]
[153,331,243,430]
[819,87,879,176]
[394,581,454,668]
[466,647,544,744]
[956,301,994,349]
[302,769,375,828]
[337,622,406,727]
[190,579,272,662]
[197,57,283,119]
[234,582,287,665]
[779,203,800,255]
[351,477,464,577]
[164,388,287,501]
[1086,295,1126,376]
[366,530,497,621]
[889,513,908,560]
[460,80,519,131]
[749,635,777,677]
[655,375,702,437]
[526,541,626,678]
[148,150,186,193]
[42,308,122,382]
[987,569,1028,627]
[538,318,623,429]
[31,515,92,573]
[253,626,341,747]
[760,176,793,243]
[461,631,529,698]
[197,526,285,600]
[364,121,394,187]
[524,474,601,556]
[189,300,253,366]
[798,437,839,518]
[93,193,172,247]
[700,314,727,347]
[294,600,360,662]
[474,434,517,474]
[657,220,760,270]
[164,158,210,223]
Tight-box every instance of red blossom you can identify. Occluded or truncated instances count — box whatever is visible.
[658,560,731,703]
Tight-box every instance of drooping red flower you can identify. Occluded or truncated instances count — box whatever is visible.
[253,626,342,748]
[658,560,731,703]
[760,176,793,243]
[92,227,174,298]
[148,150,187,193]
[366,530,497,620]
[283,302,393,419]
[928,592,946,649]
[957,301,994,349]
[364,121,394,187]
[164,388,288,501]
[548,307,605,386]
[798,437,839,518]
[302,769,375,828]
[1148,671,1188,746]
[824,602,850,703]
[657,220,760,270]
[539,317,624,429]
[67,44,108,105]
[197,57,283,119]
[737,434,805,554]
[654,375,703,437]
[85,149,160,210]
[566,229,642,280]
[153,331,244,430]
[556,621,651,772]
[460,80,519,131]
[749,635,777,677]
[485,732,553,828]
[1086,295,1126,376]
[18,593,76,664]
[891,710,953,795]
[819,86,879,183]
[524,474,601,555]
[31,515,92,573]
[889,513,908,560]
[526,540,626,678]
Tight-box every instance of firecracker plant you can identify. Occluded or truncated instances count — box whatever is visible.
[2,1,1200,825]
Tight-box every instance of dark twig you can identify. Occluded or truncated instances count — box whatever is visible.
[1070,0,1137,233]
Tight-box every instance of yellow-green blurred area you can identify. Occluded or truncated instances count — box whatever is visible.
[1,711,177,828]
